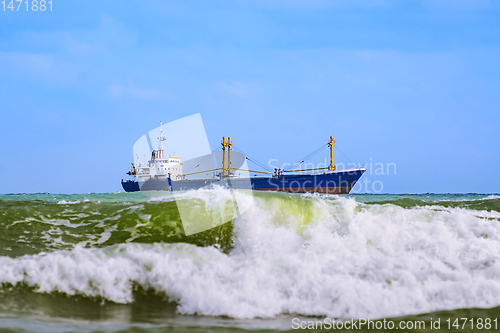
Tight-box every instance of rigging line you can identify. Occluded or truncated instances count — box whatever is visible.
[284,144,328,171]
[232,146,273,172]
[244,156,273,172]
[334,145,356,167]
[243,155,272,172]
[183,146,221,174]
[245,158,273,173]
[164,144,172,157]
[302,145,329,162]
[288,146,328,171]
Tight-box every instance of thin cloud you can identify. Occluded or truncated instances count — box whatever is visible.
[236,0,390,10]
[0,51,77,85]
[109,85,169,100]
[214,82,251,98]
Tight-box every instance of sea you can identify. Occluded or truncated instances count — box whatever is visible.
[0,191,500,333]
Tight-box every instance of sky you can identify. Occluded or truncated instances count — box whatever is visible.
[0,0,499,194]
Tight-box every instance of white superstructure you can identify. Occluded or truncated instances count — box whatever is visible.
[135,122,183,182]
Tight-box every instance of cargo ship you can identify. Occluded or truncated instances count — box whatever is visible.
[121,124,365,194]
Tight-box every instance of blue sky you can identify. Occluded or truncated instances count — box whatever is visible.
[0,0,499,194]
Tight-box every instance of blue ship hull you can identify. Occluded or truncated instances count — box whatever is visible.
[121,169,365,194]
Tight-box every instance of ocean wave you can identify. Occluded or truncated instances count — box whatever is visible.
[1,192,500,319]
[0,198,234,258]
[363,196,500,212]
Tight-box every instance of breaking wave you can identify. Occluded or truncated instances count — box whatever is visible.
[1,192,500,319]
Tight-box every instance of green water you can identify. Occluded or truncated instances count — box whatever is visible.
[0,192,499,332]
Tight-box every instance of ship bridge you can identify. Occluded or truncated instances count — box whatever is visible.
[143,122,184,180]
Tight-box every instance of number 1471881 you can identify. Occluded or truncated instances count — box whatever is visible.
[2,0,52,11]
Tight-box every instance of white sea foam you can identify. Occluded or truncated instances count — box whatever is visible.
[57,200,80,204]
[57,199,90,204]
[2,193,500,319]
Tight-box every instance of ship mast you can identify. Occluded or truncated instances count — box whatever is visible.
[328,136,336,171]
[228,137,232,175]
[222,137,226,176]
[221,137,233,177]
[157,121,167,159]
